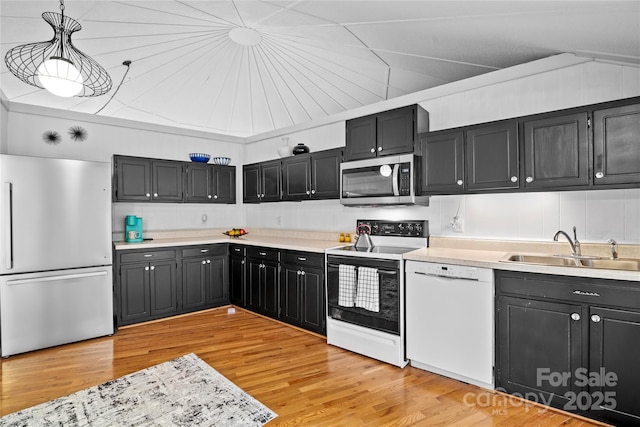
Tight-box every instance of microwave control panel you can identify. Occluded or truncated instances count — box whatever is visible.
[398,163,411,196]
[356,219,428,237]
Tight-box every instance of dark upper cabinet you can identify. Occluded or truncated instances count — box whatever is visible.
[243,161,282,203]
[282,148,343,201]
[522,112,589,189]
[419,130,465,194]
[466,120,519,191]
[185,164,236,203]
[593,103,640,186]
[419,120,517,194]
[152,160,183,202]
[345,105,428,161]
[114,156,152,201]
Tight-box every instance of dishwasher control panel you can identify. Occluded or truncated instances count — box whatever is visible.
[406,261,492,282]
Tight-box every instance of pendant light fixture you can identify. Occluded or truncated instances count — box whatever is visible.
[4,0,112,97]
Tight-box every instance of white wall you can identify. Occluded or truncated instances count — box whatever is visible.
[246,60,640,244]
[4,106,246,235]
[0,96,8,153]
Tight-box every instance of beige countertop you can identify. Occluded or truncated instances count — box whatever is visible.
[114,229,640,282]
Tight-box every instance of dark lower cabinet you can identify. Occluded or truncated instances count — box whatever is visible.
[247,247,280,318]
[229,245,246,306]
[496,271,640,426]
[181,245,229,313]
[116,245,227,326]
[280,251,326,335]
[118,250,178,326]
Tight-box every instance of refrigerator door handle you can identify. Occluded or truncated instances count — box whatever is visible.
[3,182,13,270]
[6,270,108,286]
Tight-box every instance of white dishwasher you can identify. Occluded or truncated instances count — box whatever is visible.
[406,260,494,389]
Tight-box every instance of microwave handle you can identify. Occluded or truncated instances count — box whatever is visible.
[392,164,400,196]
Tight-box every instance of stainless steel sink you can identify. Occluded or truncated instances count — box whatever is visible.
[501,253,640,272]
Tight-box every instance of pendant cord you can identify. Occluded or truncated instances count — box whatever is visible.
[95,60,131,114]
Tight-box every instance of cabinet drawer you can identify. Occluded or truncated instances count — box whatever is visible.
[229,245,246,256]
[282,251,324,269]
[496,271,640,309]
[182,245,227,258]
[119,249,176,263]
[247,247,279,261]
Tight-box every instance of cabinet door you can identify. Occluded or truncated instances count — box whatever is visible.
[262,261,280,318]
[593,103,640,186]
[280,265,302,325]
[185,163,212,203]
[282,156,311,201]
[149,260,178,316]
[589,306,640,422]
[212,166,236,203]
[182,257,207,311]
[419,130,465,194]
[466,120,519,191]
[152,160,183,201]
[243,164,261,203]
[261,161,282,202]
[247,260,262,312]
[120,263,151,323]
[497,296,583,408]
[377,105,416,156]
[229,256,245,306]
[206,255,228,306]
[115,157,152,201]
[523,112,589,189]
[345,115,377,161]
[311,149,342,199]
[301,267,325,334]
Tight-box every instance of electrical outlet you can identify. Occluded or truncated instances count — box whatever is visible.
[451,215,464,232]
[276,215,282,226]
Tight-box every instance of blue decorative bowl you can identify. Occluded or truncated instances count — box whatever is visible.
[189,153,210,163]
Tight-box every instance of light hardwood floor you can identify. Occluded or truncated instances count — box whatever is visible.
[0,306,608,426]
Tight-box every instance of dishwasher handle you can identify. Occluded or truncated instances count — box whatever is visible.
[410,270,479,281]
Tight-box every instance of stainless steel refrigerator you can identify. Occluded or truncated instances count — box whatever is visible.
[0,154,113,357]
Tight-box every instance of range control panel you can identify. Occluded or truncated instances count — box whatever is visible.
[356,219,428,237]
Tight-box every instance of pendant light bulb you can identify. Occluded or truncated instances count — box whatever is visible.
[37,57,83,97]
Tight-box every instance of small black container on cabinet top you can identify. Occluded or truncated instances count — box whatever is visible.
[292,143,310,155]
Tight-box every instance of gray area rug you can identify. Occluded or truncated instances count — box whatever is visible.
[0,353,277,426]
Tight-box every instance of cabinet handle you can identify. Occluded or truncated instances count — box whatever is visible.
[377,146,382,152]
[144,254,153,258]
[201,260,206,264]
[526,176,533,183]
[311,189,315,195]
[591,314,601,323]
[510,176,518,183]
[456,179,463,186]
[571,313,580,321]
[200,249,209,253]
[573,290,600,297]
[298,257,306,261]
[214,195,218,199]
[259,252,267,256]
[154,193,158,198]
[297,270,301,275]
[208,195,212,199]
[306,190,310,195]
[595,172,604,179]
[145,266,149,271]
[150,265,155,271]
[370,148,375,153]
[301,270,306,276]
[206,260,211,264]
[241,260,245,265]
[146,193,151,198]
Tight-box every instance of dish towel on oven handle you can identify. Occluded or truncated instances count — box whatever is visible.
[338,264,357,307]
[355,266,380,312]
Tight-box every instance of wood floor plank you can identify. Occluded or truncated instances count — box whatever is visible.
[0,306,611,426]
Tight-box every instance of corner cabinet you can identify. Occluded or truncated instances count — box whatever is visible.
[280,251,326,335]
[229,245,246,307]
[242,160,282,203]
[495,270,640,426]
[593,103,640,186]
[282,149,342,201]
[246,247,280,318]
[345,104,428,161]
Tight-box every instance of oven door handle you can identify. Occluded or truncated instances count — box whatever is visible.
[327,263,397,275]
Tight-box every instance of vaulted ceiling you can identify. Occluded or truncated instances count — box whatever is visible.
[1,1,639,138]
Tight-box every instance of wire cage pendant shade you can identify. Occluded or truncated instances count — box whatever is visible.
[4,9,112,97]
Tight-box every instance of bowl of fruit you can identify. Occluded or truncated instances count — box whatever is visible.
[224,228,247,238]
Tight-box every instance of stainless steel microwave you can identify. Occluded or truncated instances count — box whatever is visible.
[340,154,429,206]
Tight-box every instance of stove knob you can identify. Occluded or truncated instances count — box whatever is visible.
[407,224,414,234]
[415,224,423,235]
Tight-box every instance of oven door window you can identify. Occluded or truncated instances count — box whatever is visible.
[342,165,396,198]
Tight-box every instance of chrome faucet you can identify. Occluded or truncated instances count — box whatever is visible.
[553,226,581,257]
[607,239,618,259]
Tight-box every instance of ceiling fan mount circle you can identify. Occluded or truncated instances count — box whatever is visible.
[228,27,261,46]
